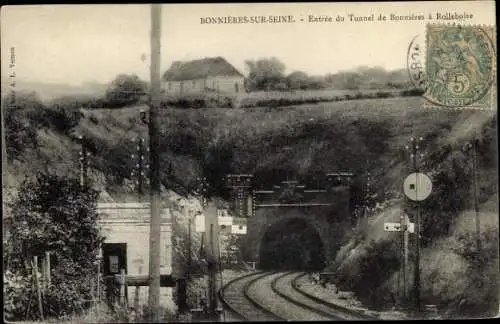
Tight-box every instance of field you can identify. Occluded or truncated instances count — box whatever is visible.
[156,88,421,109]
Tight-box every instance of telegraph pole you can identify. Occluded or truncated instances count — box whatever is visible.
[464,138,481,252]
[407,136,423,313]
[148,4,162,322]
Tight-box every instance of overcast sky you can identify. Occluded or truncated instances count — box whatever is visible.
[1,2,494,86]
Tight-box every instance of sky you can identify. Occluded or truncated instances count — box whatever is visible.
[1,2,495,86]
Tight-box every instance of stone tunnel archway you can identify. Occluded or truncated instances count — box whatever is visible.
[245,206,349,271]
[258,217,326,271]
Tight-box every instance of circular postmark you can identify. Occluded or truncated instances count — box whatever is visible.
[423,25,496,108]
[407,34,428,92]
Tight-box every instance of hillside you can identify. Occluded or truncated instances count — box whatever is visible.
[3,94,498,317]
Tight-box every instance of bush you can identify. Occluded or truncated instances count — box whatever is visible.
[3,91,44,160]
[375,91,393,99]
[104,74,147,108]
[4,173,104,320]
[43,105,82,135]
[333,239,401,310]
[161,93,234,109]
[401,88,425,97]
[4,270,35,320]
[449,226,500,317]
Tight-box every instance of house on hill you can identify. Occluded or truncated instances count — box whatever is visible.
[162,57,245,95]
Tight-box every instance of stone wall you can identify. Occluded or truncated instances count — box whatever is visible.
[97,202,174,308]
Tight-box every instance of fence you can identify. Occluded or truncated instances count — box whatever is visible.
[103,269,177,312]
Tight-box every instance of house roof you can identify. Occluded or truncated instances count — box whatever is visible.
[162,56,244,81]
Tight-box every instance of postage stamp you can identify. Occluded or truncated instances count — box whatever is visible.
[424,24,496,109]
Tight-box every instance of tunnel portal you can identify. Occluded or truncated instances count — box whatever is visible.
[258,218,326,271]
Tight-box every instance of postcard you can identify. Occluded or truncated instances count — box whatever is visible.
[1,1,497,322]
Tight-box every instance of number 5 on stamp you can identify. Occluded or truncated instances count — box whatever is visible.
[424,24,496,110]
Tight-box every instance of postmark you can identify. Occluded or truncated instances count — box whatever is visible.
[407,34,427,92]
[423,24,496,110]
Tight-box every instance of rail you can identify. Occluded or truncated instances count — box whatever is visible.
[218,271,286,321]
[291,272,377,320]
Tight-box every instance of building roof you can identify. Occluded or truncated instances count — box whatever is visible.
[162,56,244,81]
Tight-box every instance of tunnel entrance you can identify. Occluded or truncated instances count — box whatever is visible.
[258,218,326,271]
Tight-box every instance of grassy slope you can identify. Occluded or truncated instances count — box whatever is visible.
[5,96,498,316]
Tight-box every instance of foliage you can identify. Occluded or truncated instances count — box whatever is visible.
[3,90,88,161]
[104,74,147,107]
[3,91,43,160]
[4,173,104,321]
[245,57,287,91]
[325,66,411,90]
[161,92,234,109]
[286,71,311,90]
[332,239,401,310]
[448,226,500,317]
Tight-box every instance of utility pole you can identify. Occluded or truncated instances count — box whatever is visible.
[78,135,90,187]
[407,136,423,313]
[204,203,221,321]
[148,4,162,322]
[401,213,410,302]
[464,138,481,252]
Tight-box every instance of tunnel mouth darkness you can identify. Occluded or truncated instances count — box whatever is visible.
[258,218,326,271]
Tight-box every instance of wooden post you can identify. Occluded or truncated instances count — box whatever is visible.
[45,252,51,288]
[205,203,221,321]
[33,256,44,321]
[120,269,126,308]
[148,4,162,322]
[135,264,142,311]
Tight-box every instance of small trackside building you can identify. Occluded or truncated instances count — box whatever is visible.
[162,56,245,95]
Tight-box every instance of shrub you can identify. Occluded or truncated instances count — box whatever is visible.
[3,91,44,160]
[104,74,147,108]
[160,93,234,109]
[401,88,425,97]
[4,173,104,320]
[449,226,500,317]
[375,91,392,99]
[3,270,35,320]
[89,113,99,124]
[43,104,82,135]
[333,239,401,310]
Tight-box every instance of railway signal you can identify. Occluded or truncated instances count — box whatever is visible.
[404,136,432,313]
[463,138,481,252]
[404,172,432,202]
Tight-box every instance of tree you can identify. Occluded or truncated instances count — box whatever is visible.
[244,57,286,91]
[104,74,147,107]
[5,173,104,320]
[286,71,310,90]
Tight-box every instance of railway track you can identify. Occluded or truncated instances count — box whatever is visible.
[218,271,286,321]
[282,272,377,320]
[220,271,376,321]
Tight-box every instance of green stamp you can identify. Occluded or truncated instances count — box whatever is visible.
[424,24,496,109]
